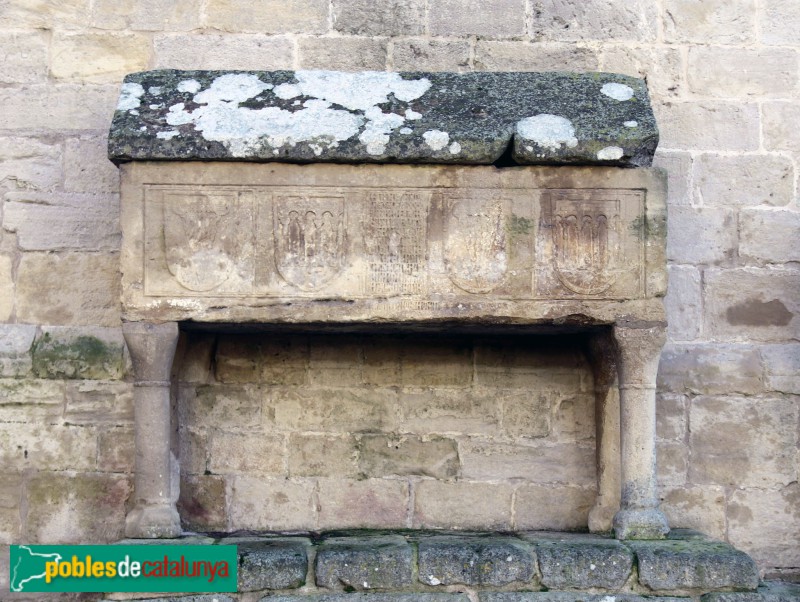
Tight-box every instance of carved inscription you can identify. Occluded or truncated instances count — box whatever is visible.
[445,195,508,294]
[273,195,345,291]
[363,191,429,295]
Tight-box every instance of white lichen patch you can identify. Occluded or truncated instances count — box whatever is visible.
[117,82,144,111]
[449,141,461,154]
[156,130,180,140]
[399,127,412,135]
[359,106,405,155]
[601,82,634,101]
[148,86,162,95]
[423,130,450,151]
[177,79,201,94]
[597,146,624,160]
[624,120,638,128]
[405,109,422,120]
[516,114,578,152]
[149,104,161,110]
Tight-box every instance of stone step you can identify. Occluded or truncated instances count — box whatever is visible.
[102,529,784,601]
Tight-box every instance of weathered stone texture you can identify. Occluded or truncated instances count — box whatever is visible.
[655,102,759,151]
[64,381,132,424]
[761,344,800,394]
[298,37,388,71]
[0,473,22,544]
[761,0,800,45]
[0,32,48,84]
[31,326,125,379]
[315,536,414,590]
[0,0,90,30]
[694,154,794,208]
[317,479,409,529]
[689,396,798,487]
[0,379,64,423]
[514,485,596,530]
[687,48,798,97]
[0,324,36,378]
[763,102,800,153]
[599,46,684,98]
[271,388,397,433]
[531,0,659,41]
[208,431,284,475]
[418,536,535,586]
[652,151,692,205]
[474,42,599,72]
[739,209,800,264]
[658,344,763,395]
[97,426,134,473]
[0,422,96,471]
[705,268,800,342]
[235,537,309,591]
[64,136,120,193]
[177,474,227,531]
[398,388,501,435]
[667,206,736,265]
[394,39,472,72]
[288,434,359,477]
[660,487,727,541]
[203,0,329,34]
[153,34,295,70]
[0,136,62,192]
[333,0,425,36]
[663,0,756,43]
[91,0,200,31]
[0,256,13,324]
[229,476,315,531]
[429,0,525,38]
[50,32,151,83]
[358,434,459,479]
[664,266,702,341]
[656,393,687,442]
[532,534,633,590]
[414,481,513,530]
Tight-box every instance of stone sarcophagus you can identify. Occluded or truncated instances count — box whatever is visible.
[110,70,669,541]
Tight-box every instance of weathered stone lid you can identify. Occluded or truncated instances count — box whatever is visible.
[108,70,659,167]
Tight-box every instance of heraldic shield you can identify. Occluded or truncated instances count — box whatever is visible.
[163,192,240,292]
[274,195,346,291]
[444,195,508,294]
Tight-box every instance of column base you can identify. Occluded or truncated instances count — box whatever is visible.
[613,508,669,540]
[125,503,182,538]
[588,498,617,533]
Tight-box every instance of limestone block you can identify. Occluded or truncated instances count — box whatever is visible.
[688,47,798,98]
[657,441,688,487]
[689,396,798,487]
[208,431,284,475]
[358,434,459,479]
[174,331,216,384]
[332,0,425,35]
[460,441,595,485]
[0,423,96,471]
[177,475,227,532]
[178,426,209,476]
[657,344,763,395]
[400,342,473,386]
[97,426,134,473]
[229,476,315,531]
[65,381,133,425]
[395,39,472,72]
[475,342,587,390]
[0,256,10,324]
[216,335,308,385]
[656,393,687,441]
[0,324,36,378]
[0,32,48,84]
[288,435,359,477]
[531,533,633,590]
[64,135,120,194]
[740,209,800,264]
[298,37,388,71]
[0,85,120,131]
[271,387,397,433]
[0,136,62,192]
[762,102,800,153]
[181,384,263,430]
[398,388,501,435]
[549,393,594,442]
[25,473,131,543]
[503,390,566,438]
[474,42,598,72]
[429,0,525,38]
[154,34,295,71]
[531,0,658,41]
[761,344,800,394]
[16,252,121,327]
[235,537,309,591]
[414,481,513,530]
[0,0,89,30]
[599,46,683,99]
[629,537,759,592]
[655,101,759,151]
[667,207,735,264]
[363,340,402,386]
[31,326,125,380]
[728,484,800,570]
[705,268,800,342]
[315,536,413,590]
[317,479,408,529]
[50,33,151,83]
[0,379,64,424]
[652,151,692,205]
[760,0,800,45]
[91,0,200,31]
[694,154,794,208]
[664,266,702,341]
[663,0,756,44]
[3,191,121,251]
[0,474,22,544]
[203,0,329,34]
[660,486,727,541]
[514,485,595,530]
[417,536,535,586]
[308,336,362,386]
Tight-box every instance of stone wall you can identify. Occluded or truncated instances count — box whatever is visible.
[0,0,798,585]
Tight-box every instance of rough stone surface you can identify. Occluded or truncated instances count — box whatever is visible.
[228,476,316,531]
[663,0,756,44]
[762,102,800,153]
[664,266,702,340]
[414,481,514,530]
[761,344,800,394]
[332,0,425,36]
[739,209,800,264]
[176,474,227,531]
[0,32,48,83]
[317,479,409,529]
[358,434,459,479]
[667,206,736,265]
[298,37,388,71]
[761,0,800,45]
[108,70,659,166]
[417,536,534,586]
[394,39,472,72]
[655,101,759,151]
[0,324,36,378]
[429,0,526,38]
[315,536,414,590]
[514,485,596,531]
[687,47,798,97]
[50,32,151,83]
[530,533,633,589]
[31,326,126,379]
[234,537,309,591]
[153,34,295,71]
[694,154,794,208]
[703,582,800,602]
[474,42,599,72]
[630,537,760,592]
[531,0,659,42]
[658,344,763,395]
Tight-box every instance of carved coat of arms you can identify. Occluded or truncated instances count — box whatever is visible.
[163,193,239,292]
[274,196,345,291]
[444,196,508,294]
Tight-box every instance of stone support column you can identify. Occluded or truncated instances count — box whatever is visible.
[122,321,181,538]
[612,321,669,539]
